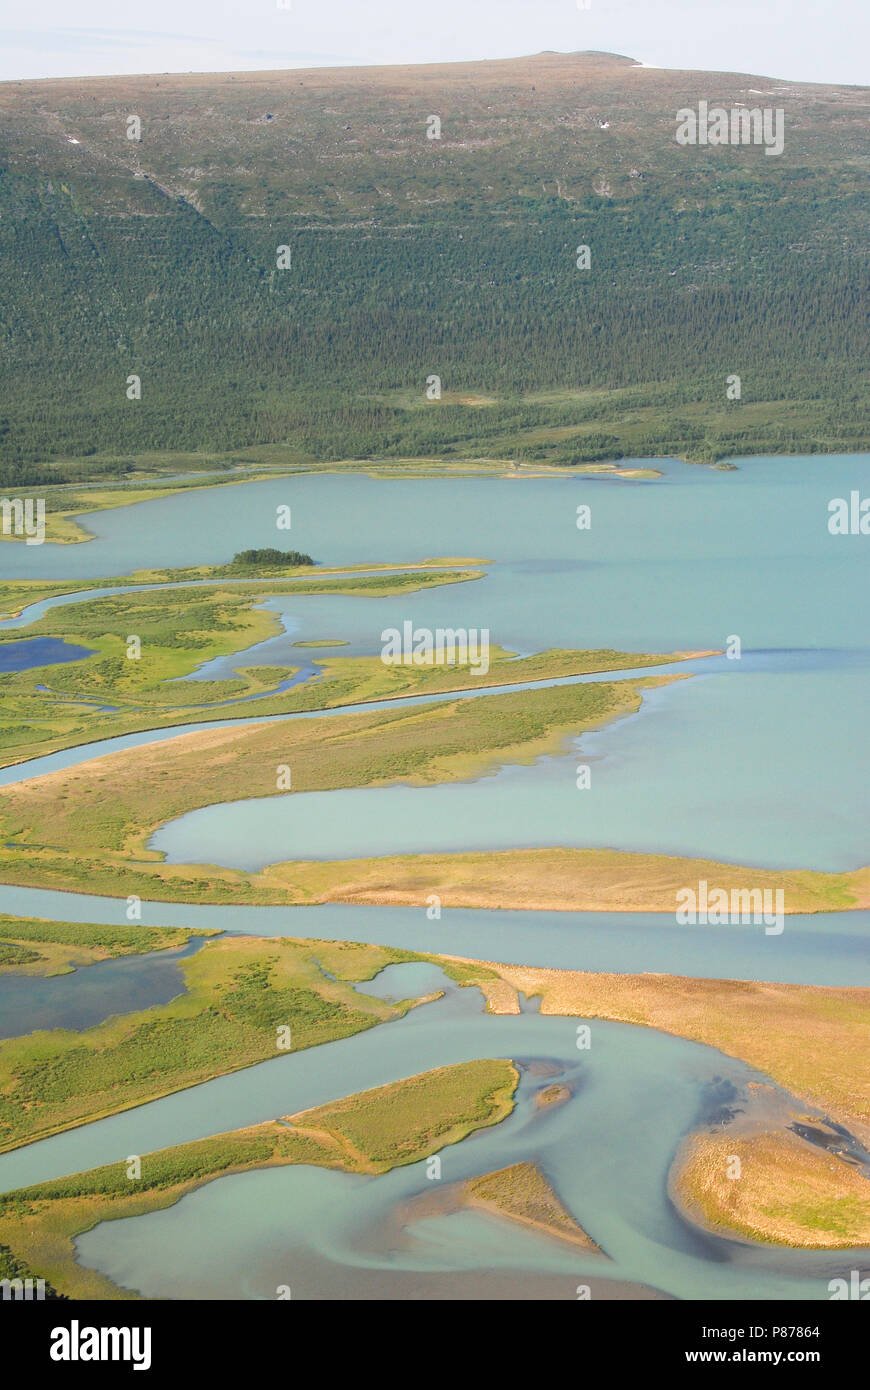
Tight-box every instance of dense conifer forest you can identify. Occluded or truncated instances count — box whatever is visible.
[1,51,867,474]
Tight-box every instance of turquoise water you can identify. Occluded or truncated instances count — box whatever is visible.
[2,455,869,1300]
[1,888,867,986]
[16,970,865,1302]
[3,461,867,651]
[0,658,700,787]
[150,655,870,873]
[5,456,865,872]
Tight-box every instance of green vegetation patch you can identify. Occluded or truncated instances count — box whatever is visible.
[231,549,314,568]
[0,915,210,977]
[0,1059,517,1298]
[0,676,651,909]
[0,566,485,766]
[290,1060,518,1171]
[0,942,40,969]
[0,1241,65,1299]
[0,937,421,1152]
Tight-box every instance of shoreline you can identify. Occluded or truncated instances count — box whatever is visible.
[0,456,675,548]
[0,656,710,773]
[451,956,870,1139]
[8,444,870,548]
[669,1086,870,1251]
[0,845,865,914]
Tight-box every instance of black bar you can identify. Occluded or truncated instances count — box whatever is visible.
[2,1298,865,1375]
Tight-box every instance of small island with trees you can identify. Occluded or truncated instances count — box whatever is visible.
[231,548,314,568]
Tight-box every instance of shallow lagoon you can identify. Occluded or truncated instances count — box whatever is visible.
[39,971,869,1302]
[3,458,868,660]
[2,455,869,1300]
[151,653,870,874]
[3,458,868,874]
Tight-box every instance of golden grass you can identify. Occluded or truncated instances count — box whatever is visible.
[268,847,869,914]
[2,660,866,914]
[674,1129,870,1248]
[460,962,870,1134]
[0,679,650,894]
[465,1162,600,1251]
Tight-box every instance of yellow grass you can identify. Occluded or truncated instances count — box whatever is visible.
[465,1162,600,1251]
[267,847,869,914]
[455,961,870,1134]
[675,1129,870,1248]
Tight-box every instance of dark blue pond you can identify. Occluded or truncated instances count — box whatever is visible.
[0,940,199,1038]
[0,637,94,673]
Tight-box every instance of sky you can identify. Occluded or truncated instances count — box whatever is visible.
[0,0,865,87]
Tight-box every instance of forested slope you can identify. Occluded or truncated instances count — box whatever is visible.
[1,51,868,471]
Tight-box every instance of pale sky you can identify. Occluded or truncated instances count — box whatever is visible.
[0,0,864,87]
